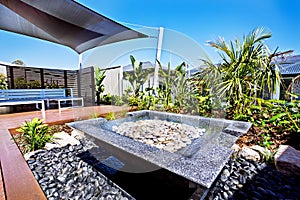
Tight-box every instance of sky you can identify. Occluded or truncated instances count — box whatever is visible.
[0,0,300,70]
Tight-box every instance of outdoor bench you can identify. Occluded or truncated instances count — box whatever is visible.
[43,88,84,112]
[0,89,46,118]
[0,89,84,117]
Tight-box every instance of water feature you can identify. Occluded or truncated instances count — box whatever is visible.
[68,110,252,198]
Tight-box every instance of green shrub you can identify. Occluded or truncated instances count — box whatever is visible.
[0,73,7,89]
[230,98,300,150]
[101,94,112,104]
[90,112,99,119]
[16,118,53,153]
[111,95,124,106]
[105,112,116,120]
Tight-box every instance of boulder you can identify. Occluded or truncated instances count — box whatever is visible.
[231,144,241,157]
[274,145,300,176]
[238,146,261,162]
[250,145,272,160]
[45,131,80,150]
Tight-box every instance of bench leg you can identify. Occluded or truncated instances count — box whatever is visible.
[47,99,50,109]
[81,98,84,107]
[58,100,62,114]
[41,101,46,119]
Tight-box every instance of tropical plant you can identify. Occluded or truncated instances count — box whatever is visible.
[158,61,200,113]
[16,118,53,153]
[259,133,272,148]
[0,73,8,89]
[95,67,106,105]
[111,95,124,106]
[195,27,281,116]
[90,112,99,119]
[123,55,153,96]
[105,112,116,120]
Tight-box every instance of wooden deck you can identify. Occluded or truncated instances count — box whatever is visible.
[0,105,130,200]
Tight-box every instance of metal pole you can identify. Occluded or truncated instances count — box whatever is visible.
[119,66,123,96]
[153,27,164,90]
[272,65,280,100]
[78,53,83,70]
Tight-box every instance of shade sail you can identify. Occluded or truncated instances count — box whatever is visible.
[0,0,147,54]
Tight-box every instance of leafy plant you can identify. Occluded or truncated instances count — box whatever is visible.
[111,95,124,106]
[95,67,106,105]
[0,73,7,89]
[90,112,99,119]
[123,55,153,96]
[259,133,272,148]
[16,118,53,153]
[260,147,276,163]
[105,112,116,120]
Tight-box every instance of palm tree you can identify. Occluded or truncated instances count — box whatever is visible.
[196,27,281,108]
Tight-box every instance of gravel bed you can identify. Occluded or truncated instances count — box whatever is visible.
[27,139,134,200]
[112,119,205,153]
[27,136,300,200]
[206,156,300,200]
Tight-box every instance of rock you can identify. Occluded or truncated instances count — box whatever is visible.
[27,137,135,200]
[112,119,206,153]
[274,145,300,176]
[238,146,261,162]
[222,169,230,177]
[250,145,272,161]
[52,132,81,147]
[231,144,241,157]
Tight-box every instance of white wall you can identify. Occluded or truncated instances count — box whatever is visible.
[0,65,6,74]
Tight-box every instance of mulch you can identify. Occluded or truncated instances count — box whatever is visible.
[236,126,300,151]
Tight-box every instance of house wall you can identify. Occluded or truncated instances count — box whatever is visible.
[102,66,122,96]
[0,65,6,74]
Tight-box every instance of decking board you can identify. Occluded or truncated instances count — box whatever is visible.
[0,105,130,200]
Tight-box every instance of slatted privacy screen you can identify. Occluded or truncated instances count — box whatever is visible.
[78,66,95,106]
[2,65,97,106]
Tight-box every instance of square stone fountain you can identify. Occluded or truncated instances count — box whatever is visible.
[69,110,252,195]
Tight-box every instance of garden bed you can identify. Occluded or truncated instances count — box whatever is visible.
[11,111,300,200]
[236,126,300,151]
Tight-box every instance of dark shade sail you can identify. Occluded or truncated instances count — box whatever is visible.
[0,0,147,54]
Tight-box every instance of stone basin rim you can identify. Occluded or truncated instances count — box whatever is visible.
[68,110,252,188]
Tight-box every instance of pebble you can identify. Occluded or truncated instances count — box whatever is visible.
[26,129,300,200]
[112,119,206,153]
[206,154,300,200]
[26,141,134,200]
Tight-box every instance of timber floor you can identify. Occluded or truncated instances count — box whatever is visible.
[0,105,130,200]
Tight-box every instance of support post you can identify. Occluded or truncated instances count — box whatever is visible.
[119,66,123,96]
[78,53,83,70]
[272,66,280,100]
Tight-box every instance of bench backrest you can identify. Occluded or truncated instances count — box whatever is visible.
[0,88,73,100]
[0,89,43,100]
[43,89,66,98]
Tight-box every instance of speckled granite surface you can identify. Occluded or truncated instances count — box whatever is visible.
[68,110,252,189]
